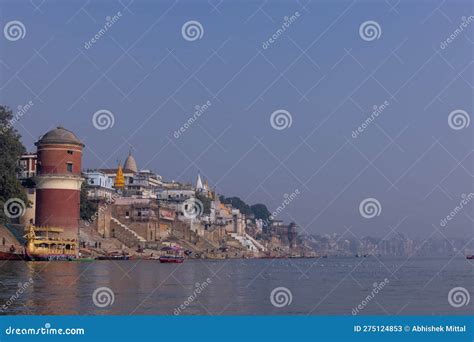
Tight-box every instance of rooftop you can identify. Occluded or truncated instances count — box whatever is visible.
[36,126,84,146]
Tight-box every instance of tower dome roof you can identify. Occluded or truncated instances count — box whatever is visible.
[124,151,138,173]
[36,127,83,146]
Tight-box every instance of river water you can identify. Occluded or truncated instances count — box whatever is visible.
[0,257,472,315]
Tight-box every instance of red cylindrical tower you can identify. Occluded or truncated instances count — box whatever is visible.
[34,127,84,239]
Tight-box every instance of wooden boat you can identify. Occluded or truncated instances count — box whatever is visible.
[159,246,184,263]
[466,255,474,260]
[96,252,129,260]
[0,248,26,260]
[24,225,77,261]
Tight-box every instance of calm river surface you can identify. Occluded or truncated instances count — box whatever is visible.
[0,257,472,315]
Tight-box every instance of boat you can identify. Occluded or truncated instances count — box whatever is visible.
[96,255,129,260]
[70,258,95,262]
[24,225,77,261]
[159,246,184,263]
[466,255,474,260]
[96,252,129,260]
[0,247,26,261]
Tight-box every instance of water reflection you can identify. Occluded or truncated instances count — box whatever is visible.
[0,258,471,315]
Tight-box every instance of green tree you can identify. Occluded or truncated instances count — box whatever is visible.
[0,105,27,224]
[196,193,211,215]
[250,203,271,221]
[80,181,97,221]
[219,196,252,215]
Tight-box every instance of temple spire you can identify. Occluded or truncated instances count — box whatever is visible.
[114,162,125,189]
[196,173,204,190]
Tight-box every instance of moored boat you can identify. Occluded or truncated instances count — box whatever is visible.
[159,246,184,263]
[24,225,77,261]
[0,248,26,261]
[96,254,130,260]
[466,255,474,260]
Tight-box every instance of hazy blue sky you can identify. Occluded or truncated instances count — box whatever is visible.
[1,0,472,238]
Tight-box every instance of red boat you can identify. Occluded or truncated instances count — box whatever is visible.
[159,246,184,263]
[0,246,26,261]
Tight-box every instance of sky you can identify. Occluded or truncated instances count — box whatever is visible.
[0,0,472,239]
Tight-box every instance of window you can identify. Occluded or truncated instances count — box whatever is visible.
[67,150,73,155]
[67,163,73,172]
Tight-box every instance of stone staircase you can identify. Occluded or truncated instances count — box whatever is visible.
[110,217,146,249]
[229,233,256,251]
[244,233,266,252]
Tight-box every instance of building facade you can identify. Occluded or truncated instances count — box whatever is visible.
[34,127,84,239]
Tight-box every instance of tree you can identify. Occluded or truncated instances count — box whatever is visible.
[250,203,271,221]
[219,196,252,215]
[80,181,97,221]
[195,193,212,215]
[0,105,27,224]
